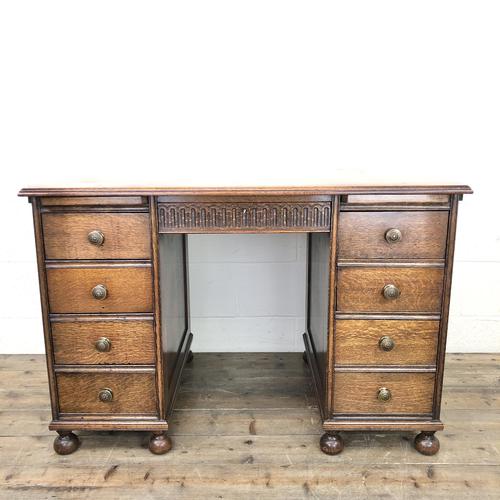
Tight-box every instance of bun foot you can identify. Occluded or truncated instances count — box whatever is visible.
[186,350,194,364]
[53,431,80,455]
[320,432,344,455]
[302,351,309,364]
[149,432,172,455]
[414,431,440,456]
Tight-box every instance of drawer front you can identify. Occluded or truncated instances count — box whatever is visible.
[334,372,435,414]
[43,213,152,260]
[335,319,439,366]
[337,267,444,313]
[41,196,147,207]
[52,319,155,365]
[47,266,153,314]
[338,211,448,259]
[342,194,450,205]
[57,372,157,414]
[157,201,332,233]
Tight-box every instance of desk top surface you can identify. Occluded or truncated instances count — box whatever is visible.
[19,184,473,197]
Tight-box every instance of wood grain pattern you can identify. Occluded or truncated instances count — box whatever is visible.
[158,233,189,411]
[19,185,473,197]
[333,372,435,414]
[51,319,155,365]
[434,194,460,419]
[337,267,444,313]
[3,463,500,499]
[2,353,497,500]
[338,211,448,259]
[342,194,450,205]
[56,372,157,414]
[326,196,340,417]
[42,212,152,260]
[335,319,439,366]
[46,265,153,313]
[307,232,330,396]
[149,196,166,419]
[323,420,444,431]
[30,199,60,419]
[48,420,168,432]
[158,201,332,232]
[40,196,146,206]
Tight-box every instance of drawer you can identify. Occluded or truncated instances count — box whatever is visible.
[341,194,450,206]
[52,319,155,365]
[41,196,147,207]
[334,372,435,414]
[43,213,151,260]
[338,211,448,259]
[337,267,444,313]
[56,372,157,415]
[335,319,439,366]
[47,265,153,314]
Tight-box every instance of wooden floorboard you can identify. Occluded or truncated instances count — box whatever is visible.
[0,353,499,499]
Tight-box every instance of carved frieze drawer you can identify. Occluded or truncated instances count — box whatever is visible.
[158,202,332,233]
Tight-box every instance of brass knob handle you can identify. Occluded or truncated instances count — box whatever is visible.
[98,388,113,403]
[377,387,392,402]
[92,284,107,300]
[385,228,402,243]
[95,337,111,352]
[88,230,105,246]
[383,284,400,300]
[379,336,395,351]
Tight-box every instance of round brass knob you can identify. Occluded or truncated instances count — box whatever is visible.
[382,284,400,300]
[95,337,111,352]
[92,284,107,300]
[98,388,113,403]
[379,336,395,351]
[377,387,392,402]
[385,228,402,243]
[88,230,105,246]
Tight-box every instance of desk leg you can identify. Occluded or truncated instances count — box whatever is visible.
[414,431,440,455]
[320,432,344,455]
[149,432,173,454]
[53,431,80,455]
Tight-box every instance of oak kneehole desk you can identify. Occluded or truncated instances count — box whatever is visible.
[19,185,472,456]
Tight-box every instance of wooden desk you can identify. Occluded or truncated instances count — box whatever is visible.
[19,185,472,456]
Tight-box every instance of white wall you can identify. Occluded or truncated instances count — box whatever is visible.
[0,1,499,353]
[189,234,307,352]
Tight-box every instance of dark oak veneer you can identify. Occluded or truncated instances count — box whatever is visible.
[56,372,157,415]
[342,194,450,205]
[335,319,439,366]
[157,201,332,232]
[337,267,444,313]
[43,212,152,260]
[51,319,155,365]
[19,184,471,457]
[338,211,448,259]
[46,265,153,314]
[333,372,435,414]
[40,196,147,206]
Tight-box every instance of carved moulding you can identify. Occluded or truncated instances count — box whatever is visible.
[157,202,332,233]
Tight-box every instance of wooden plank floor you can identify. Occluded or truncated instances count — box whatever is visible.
[0,353,499,499]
